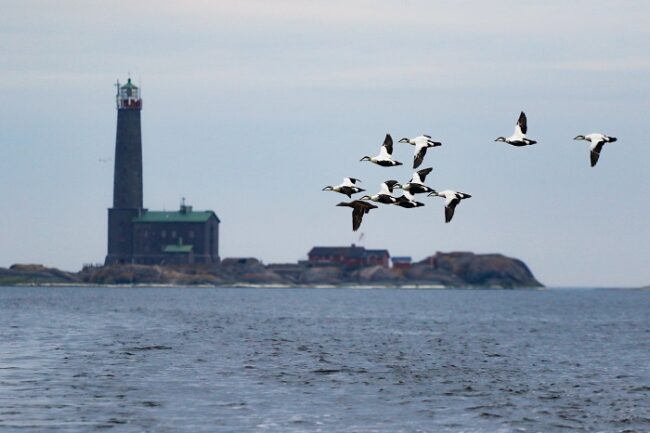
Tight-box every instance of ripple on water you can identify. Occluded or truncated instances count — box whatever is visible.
[0,287,649,432]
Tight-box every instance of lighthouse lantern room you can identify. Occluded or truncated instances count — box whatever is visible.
[116,78,142,110]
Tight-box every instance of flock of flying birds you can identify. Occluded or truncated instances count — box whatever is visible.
[323,111,619,232]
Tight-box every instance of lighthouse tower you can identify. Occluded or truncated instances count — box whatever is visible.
[105,78,145,264]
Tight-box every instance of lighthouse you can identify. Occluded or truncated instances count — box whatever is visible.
[104,78,220,266]
[105,78,144,264]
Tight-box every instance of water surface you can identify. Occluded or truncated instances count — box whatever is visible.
[1,287,649,432]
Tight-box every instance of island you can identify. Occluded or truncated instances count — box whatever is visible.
[0,250,542,288]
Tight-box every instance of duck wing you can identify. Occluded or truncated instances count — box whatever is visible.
[381,133,394,156]
[590,142,605,167]
[516,111,528,135]
[413,167,433,184]
[351,201,376,231]
[413,144,428,169]
[352,207,364,231]
[444,198,460,223]
[343,177,361,186]
[383,180,400,193]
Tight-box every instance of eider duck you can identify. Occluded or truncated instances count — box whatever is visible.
[394,190,425,208]
[360,134,403,167]
[336,200,378,231]
[359,180,400,204]
[400,167,435,195]
[427,190,472,223]
[398,135,442,168]
[322,177,365,198]
[573,133,618,167]
[495,112,537,146]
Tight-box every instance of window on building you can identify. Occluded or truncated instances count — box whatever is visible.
[189,230,195,238]
[161,230,166,238]
[172,230,177,238]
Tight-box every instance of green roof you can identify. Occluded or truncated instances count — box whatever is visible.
[163,244,193,253]
[133,210,218,223]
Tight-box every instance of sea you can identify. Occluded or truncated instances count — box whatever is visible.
[0,286,649,433]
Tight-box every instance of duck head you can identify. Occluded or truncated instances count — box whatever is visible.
[573,135,586,141]
[494,137,506,142]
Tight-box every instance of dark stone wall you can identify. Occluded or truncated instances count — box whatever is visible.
[106,208,142,264]
[113,108,142,209]
[203,217,220,263]
[107,106,144,265]
[132,216,220,265]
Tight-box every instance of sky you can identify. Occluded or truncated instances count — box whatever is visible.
[1,1,649,287]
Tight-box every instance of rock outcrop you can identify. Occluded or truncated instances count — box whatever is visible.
[78,264,222,285]
[219,258,285,284]
[0,251,542,288]
[0,264,80,285]
[412,252,542,288]
[301,266,344,285]
[355,265,404,283]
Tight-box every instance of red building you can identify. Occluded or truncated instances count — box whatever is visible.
[365,249,391,267]
[307,245,390,268]
[391,256,412,270]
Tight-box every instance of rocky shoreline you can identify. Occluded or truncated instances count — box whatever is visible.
[0,252,543,288]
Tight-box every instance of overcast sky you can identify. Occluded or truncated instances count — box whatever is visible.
[1,1,649,287]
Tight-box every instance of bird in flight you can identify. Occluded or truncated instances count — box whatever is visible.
[360,134,403,167]
[399,167,435,195]
[495,112,537,146]
[573,133,618,167]
[393,190,425,208]
[398,135,442,169]
[359,180,401,204]
[336,200,378,231]
[428,190,472,223]
[322,177,365,198]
